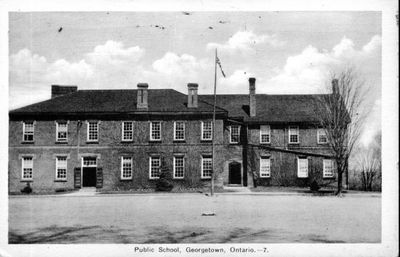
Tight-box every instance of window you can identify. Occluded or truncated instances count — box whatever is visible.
[201,156,212,178]
[23,122,34,142]
[149,156,161,179]
[230,125,240,143]
[150,122,161,141]
[260,158,271,178]
[173,156,185,179]
[22,157,33,180]
[318,128,328,144]
[323,159,335,178]
[56,122,68,142]
[83,157,97,167]
[56,156,67,180]
[289,126,299,144]
[121,156,133,179]
[201,121,212,141]
[174,122,185,141]
[260,125,271,144]
[122,121,134,141]
[87,122,99,142]
[297,157,308,178]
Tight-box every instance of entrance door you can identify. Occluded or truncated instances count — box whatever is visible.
[82,157,97,187]
[229,162,241,185]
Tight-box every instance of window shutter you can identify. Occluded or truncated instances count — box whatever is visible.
[96,167,103,188]
[270,158,274,177]
[74,167,81,188]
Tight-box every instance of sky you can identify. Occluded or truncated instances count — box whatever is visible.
[8,12,381,146]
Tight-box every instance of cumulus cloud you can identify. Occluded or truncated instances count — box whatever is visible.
[218,69,255,94]
[207,30,285,53]
[9,41,211,109]
[265,35,381,94]
[152,52,207,78]
[86,40,145,67]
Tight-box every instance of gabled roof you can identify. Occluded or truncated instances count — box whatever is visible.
[10,89,227,116]
[199,94,324,123]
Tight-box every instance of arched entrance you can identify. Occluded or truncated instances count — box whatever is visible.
[229,162,242,185]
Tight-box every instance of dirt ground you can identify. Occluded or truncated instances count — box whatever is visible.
[8,193,381,243]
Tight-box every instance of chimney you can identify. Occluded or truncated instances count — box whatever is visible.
[332,79,339,95]
[249,77,256,117]
[137,83,149,109]
[187,83,198,108]
[51,85,78,98]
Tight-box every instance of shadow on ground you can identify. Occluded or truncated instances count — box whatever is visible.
[9,226,350,244]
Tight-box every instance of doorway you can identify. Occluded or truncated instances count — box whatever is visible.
[229,162,242,185]
[82,157,97,187]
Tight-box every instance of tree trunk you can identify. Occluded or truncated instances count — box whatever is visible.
[336,170,343,195]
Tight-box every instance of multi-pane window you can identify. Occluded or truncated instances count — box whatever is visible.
[56,122,68,142]
[150,122,161,141]
[173,156,185,179]
[87,122,99,142]
[23,122,34,142]
[318,128,328,144]
[121,156,133,179]
[201,156,213,178]
[122,122,134,141]
[201,121,212,140]
[297,157,308,178]
[289,126,299,144]
[149,156,161,179]
[260,125,271,144]
[260,158,271,178]
[22,157,33,180]
[56,156,67,180]
[83,157,97,167]
[174,122,185,141]
[323,159,335,178]
[230,125,240,143]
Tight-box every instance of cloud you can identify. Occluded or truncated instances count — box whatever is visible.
[207,30,286,53]
[9,41,211,109]
[86,40,145,67]
[265,35,381,94]
[152,52,207,78]
[218,69,255,94]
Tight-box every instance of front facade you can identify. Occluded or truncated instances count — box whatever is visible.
[9,79,337,193]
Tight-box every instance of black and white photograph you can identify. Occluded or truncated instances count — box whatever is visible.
[0,0,398,257]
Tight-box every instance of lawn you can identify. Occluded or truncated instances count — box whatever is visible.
[8,193,381,243]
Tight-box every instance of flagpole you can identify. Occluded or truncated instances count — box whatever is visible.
[211,48,217,196]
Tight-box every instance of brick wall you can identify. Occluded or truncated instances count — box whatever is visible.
[9,118,226,193]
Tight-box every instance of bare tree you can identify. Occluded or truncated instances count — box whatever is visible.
[358,149,381,191]
[314,67,368,195]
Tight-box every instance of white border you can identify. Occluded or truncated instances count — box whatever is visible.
[0,1,398,257]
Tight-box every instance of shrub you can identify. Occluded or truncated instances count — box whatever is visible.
[21,182,32,194]
[155,158,174,192]
[310,180,320,192]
